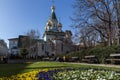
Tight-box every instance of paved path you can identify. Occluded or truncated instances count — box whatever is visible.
[69,63,120,68]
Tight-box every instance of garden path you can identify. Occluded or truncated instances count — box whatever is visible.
[70,63,120,68]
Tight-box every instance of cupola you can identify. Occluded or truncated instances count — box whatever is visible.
[47,21,52,26]
[58,22,62,27]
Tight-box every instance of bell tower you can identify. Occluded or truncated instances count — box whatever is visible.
[43,0,64,41]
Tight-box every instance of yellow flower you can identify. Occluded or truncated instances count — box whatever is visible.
[0,69,47,79]
[42,69,48,72]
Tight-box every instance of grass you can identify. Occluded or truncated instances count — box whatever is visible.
[0,61,120,77]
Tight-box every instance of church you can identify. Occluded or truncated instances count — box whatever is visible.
[8,4,73,58]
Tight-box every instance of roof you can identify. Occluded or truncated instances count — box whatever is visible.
[50,5,58,21]
[50,11,57,21]
[19,35,29,38]
[8,38,18,40]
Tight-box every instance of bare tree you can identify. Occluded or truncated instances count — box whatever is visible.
[26,29,40,45]
[113,0,120,45]
[26,29,40,58]
[72,0,120,46]
[26,29,40,39]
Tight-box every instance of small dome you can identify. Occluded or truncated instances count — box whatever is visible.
[47,21,52,26]
[58,23,62,27]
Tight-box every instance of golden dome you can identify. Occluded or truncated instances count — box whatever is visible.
[58,23,62,27]
[47,21,52,26]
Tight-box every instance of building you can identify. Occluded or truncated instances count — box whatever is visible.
[0,39,8,59]
[8,35,31,56]
[8,4,74,58]
[41,5,73,56]
[8,38,19,55]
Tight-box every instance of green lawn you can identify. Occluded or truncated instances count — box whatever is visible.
[0,62,120,77]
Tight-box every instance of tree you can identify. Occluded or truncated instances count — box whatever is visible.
[26,29,40,46]
[26,29,40,59]
[20,48,28,59]
[72,0,120,46]
[113,0,120,45]
[26,29,40,39]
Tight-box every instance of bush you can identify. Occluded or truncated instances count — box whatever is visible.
[20,48,29,59]
[66,45,120,63]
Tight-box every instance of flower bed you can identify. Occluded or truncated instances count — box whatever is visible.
[53,69,120,80]
[0,69,48,80]
[37,68,120,80]
[37,68,68,80]
[0,68,120,80]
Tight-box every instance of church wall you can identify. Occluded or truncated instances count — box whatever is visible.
[37,42,46,56]
[43,35,47,41]
[43,35,51,41]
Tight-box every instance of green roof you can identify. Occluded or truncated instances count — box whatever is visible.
[51,11,57,21]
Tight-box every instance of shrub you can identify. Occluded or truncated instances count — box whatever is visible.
[66,45,120,63]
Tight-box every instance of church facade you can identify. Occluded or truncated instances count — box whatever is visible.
[28,5,73,57]
[8,5,73,58]
[41,5,73,55]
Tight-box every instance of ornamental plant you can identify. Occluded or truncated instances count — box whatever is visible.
[0,69,48,80]
[53,69,120,80]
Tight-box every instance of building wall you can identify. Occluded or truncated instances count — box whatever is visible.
[9,40,18,49]
[8,33,74,58]
[9,39,19,55]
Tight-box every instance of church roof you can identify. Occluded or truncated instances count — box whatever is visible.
[50,5,58,21]
[50,11,57,21]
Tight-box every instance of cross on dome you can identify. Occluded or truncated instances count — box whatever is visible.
[51,0,55,12]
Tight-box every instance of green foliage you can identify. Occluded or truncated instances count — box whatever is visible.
[20,48,29,58]
[65,51,81,61]
[66,45,120,63]
[87,46,114,63]
[65,52,80,58]
[54,53,64,58]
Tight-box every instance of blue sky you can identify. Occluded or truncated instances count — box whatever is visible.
[0,0,74,46]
